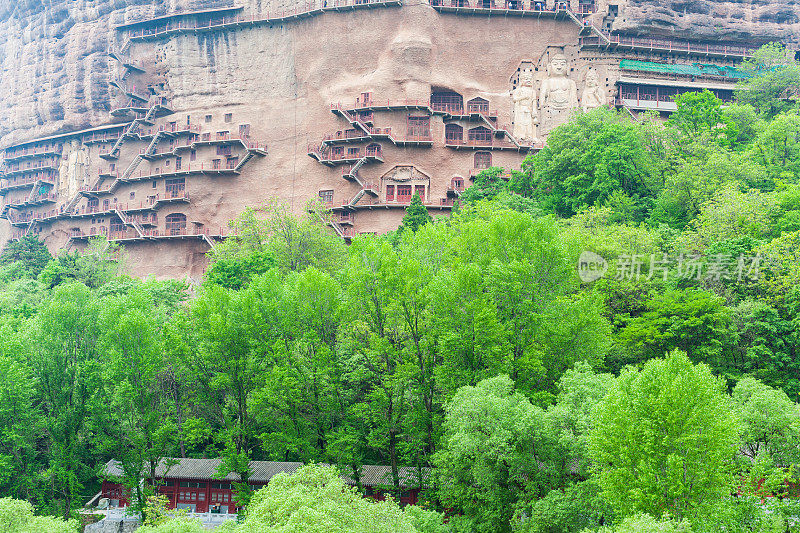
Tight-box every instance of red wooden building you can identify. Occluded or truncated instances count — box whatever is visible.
[100,458,428,514]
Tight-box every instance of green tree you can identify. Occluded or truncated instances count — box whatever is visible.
[614,289,734,370]
[0,497,79,533]
[590,513,691,533]
[339,238,417,499]
[736,42,800,117]
[529,108,661,217]
[169,275,282,508]
[589,350,740,521]
[450,204,610,398]
[38,237,124,289]
[733,376,800,468]
[94,287,178,520]
[27,283,102,518]
[0,344,41,502]
[252,267,344,463]
[461,167,511,203]
[399,193,433,233]
[433,375,543,533]
[669,90,738,146]
[722,103,762,149]
[211,200,346,275]
[731,301,800,396]
[428,262,510,398]
[229,465,438,533]
[517,480,607,533]
[750,113,800,183]
[514,364,615,533]
[0,234,51,279]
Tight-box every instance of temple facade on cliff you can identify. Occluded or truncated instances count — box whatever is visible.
[0,0,783,278]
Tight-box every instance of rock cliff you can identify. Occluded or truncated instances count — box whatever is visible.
[0,0,797,148]
[607,0,800,44]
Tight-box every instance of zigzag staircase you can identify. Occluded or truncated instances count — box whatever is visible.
[121,156,144,181]
[142,104,160,125]
[346,189,366,208]
[342,156,368,180]
[114,207,145,238]
[200,234,217,251]
[64,192,82,215]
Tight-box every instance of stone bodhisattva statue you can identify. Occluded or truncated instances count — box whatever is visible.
[64,139,87,198]
[57,143,71,199]
[539,53,578,134]
[512,69,539,145]
[581,69,607,112]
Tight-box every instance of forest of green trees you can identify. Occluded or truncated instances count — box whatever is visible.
[5,43,800,532]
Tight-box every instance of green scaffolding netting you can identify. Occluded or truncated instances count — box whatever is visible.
[619,59,751,80]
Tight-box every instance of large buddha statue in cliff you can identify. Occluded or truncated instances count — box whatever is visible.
[539,52,578,135]
[60,139,87,199]
[540,53,577,111]
[511,68,539,144]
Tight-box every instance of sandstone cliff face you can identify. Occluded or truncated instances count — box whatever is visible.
[0,0,797,149]
[0,0,238,147]
[605,0,800,44]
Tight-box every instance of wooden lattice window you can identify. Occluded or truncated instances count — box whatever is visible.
[165,178,185,198]
[407,116,431,140]
[430,91,463,114]
[467,97,489,113]
[474,151,492,169]
[414,185,426,201]
[468,127,492,143]
[445,124,463,142]
[165,213,187,236]
[109,216,125,233]
[397,185,413,202]
[386,185,395,202]
[318,190,334,203]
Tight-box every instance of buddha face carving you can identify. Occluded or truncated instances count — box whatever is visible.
[550,55,568,77]
[586,69,599,87]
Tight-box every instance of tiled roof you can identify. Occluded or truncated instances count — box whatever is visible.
[102,458,430,489]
